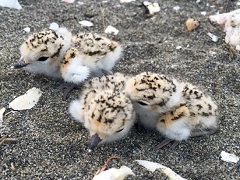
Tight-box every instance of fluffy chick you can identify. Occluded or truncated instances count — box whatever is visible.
[69,73,134,151]
[70,32,123,76]
[156,84,219,148]
[124,72,183,129]
[69,89,135,151]
[60,32,124,85]
[69,72,129,122]
[12,27,72,78]
[59,33,123,99]
[124,72,219,148]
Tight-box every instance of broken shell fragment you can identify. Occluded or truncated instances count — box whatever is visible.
[207,32,218,42]
[104,25,119,35]
[79,20,94,27]
[49,22,60,31]
[186,18,199,31]
[220,151,239,163]
[10,163,16,172]
[143,1,160,15]
[9,87,42,110]
[23,27,30,33]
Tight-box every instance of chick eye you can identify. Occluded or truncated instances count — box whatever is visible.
[115,128,124,133]
[159,119,165,123]
[38,56,49,61]
[137,101,148,106]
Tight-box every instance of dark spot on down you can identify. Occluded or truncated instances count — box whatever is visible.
[159,100,166,106]
[70,52,75,58]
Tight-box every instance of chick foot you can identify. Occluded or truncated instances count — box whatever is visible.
[57,82,77,100]
[156,138,180,149]
[190,128,219,138]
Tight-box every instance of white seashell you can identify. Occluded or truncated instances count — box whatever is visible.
[49,22,60,31]
[23,27,30,33]
[220,151,239,163]
[143,1,160,14]
[0,0,22,10]
[143,1,151,6]
[79,20,94,27]
[207,32,218,42]
[9,87,42,110]
[136,160,187,180]
[104,25,119,35]
[93,166,135,180]
[0,107,6,129]
[201,11,207,16]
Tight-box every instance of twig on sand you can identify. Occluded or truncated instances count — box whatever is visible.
[95,155,120,175]
[0,135,18,146]
[100,3,106,31]
[10,162,16,172]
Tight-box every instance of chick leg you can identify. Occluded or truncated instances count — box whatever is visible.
[57,82,77,100]
[134,123,146,132]
[101,69,113,75]
[170,141,181,149]
[190,128,219,138]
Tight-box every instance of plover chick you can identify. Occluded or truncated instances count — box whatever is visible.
[59,33,123,99]
[69,72,130,123]
[71,32,123,76]
[156,82,219,148]
[124,72,183,129]
[69,89,135,151]
[12,27,75,100]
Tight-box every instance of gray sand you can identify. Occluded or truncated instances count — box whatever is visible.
[0,0,239,179]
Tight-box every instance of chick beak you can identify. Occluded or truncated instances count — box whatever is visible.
[89,134,102,151]
[12,58,29,69]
